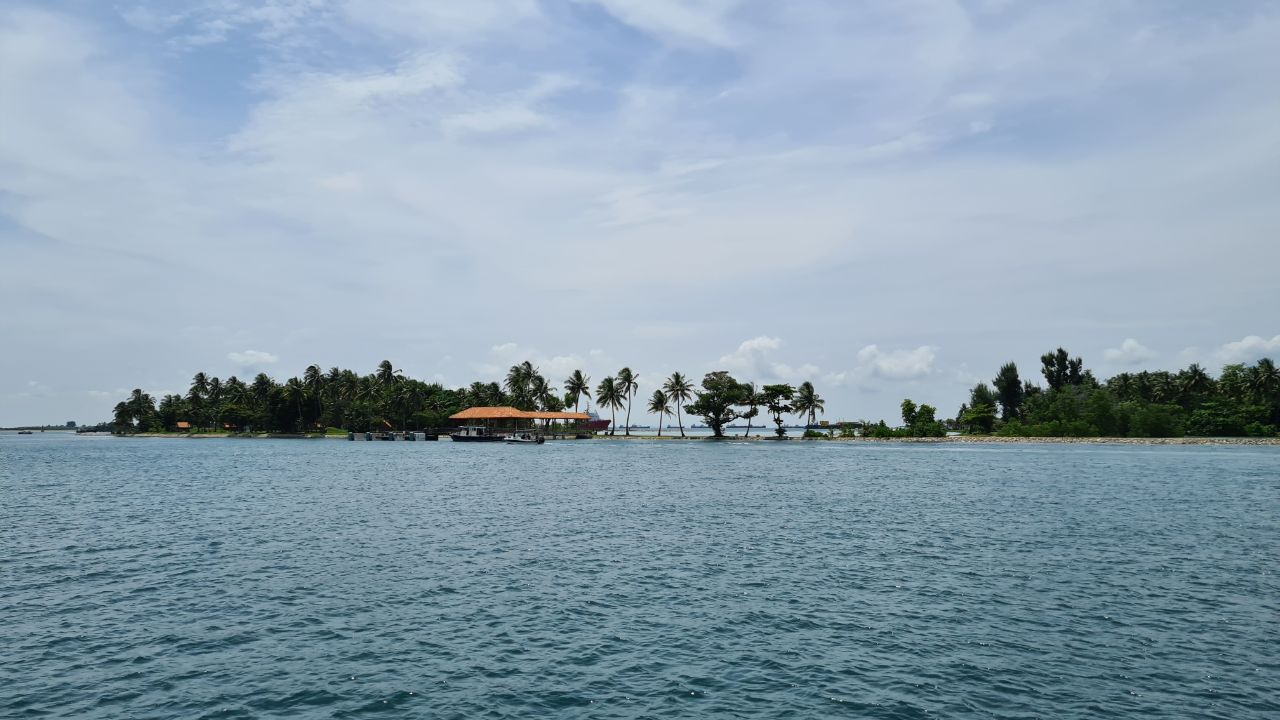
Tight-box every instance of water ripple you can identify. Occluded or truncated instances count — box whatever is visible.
[1,435,1278,718]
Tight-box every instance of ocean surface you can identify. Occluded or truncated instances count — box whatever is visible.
[2,433,1278,719]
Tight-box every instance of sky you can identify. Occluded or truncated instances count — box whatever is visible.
[2,0,1279,426]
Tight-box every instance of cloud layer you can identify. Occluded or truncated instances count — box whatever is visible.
[1,1,1278,424]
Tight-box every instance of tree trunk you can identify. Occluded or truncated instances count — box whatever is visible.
[624,395,632,436]
[677,402,685,437]
[657,412,663,437]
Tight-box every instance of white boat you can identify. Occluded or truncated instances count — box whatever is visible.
[504,432,545,445]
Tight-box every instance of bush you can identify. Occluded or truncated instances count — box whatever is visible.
[1244,422,1278,438]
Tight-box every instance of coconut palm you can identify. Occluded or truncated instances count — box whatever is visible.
[663,371,694,437]
[563,370,591,412]
[206,377,224,431]
[376,360,398,386]
[284,377,306,431]
[648,389,672,436]
[793,381,826,427]
[617,367,639,435]
[740,382,763,437]
[506,361,540,409]
[596,376,624,436]
[251,373,276,403]
[1249,358,1279,401]
[187,372,209,430]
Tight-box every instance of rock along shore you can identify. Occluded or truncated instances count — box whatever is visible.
[113,433,1280,446]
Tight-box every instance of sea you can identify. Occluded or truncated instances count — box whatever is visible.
[2,432,1277,718]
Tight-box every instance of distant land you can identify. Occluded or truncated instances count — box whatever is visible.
[99,346,1278,441]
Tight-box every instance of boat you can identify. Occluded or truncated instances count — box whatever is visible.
[17,430,34,435]
[449,425,505,442]
[584,410,610,433]
[504,432,545,445]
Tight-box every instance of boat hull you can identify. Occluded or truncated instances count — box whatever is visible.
[449,434,505,442]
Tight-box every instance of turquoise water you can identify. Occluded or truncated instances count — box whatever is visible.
[2,434,1278,718]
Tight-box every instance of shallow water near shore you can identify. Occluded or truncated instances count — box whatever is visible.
[3,434,1278,718]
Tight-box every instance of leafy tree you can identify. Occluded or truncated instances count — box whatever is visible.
[992,362,1023,421]
[761,383,795,437]
[963,383,999,433]
[1040,347,1084,390]
[647,389,672,436]
[685,371,748,438]
[899,399,945,437]
[900,399,918,428]
[662,372,695,438]
[959,403,997,434]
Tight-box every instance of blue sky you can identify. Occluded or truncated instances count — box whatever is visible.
[2,0,1279,426]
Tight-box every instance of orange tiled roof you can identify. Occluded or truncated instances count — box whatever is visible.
[449,406,590,421]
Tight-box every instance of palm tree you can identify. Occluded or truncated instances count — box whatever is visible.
[376,360,399,386]
[793,381,826,427]
[648,389,671,436]
[617,367,639,435]
[187,372,209,430]
[663,371,694,437]
[595,376,624,436]
[740,382,763,437]
[506,361,539,409]
[284,377,306,431]
[251,373,276,403]
[1249,358,1279,401]
[304,364,323,423]
[206,377,224,431]
[563,370,591,412]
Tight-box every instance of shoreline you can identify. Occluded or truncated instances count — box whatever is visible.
[97,432,1280,446]
[596,434,1280,446]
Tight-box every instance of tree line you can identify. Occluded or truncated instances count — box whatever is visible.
[953,349,1279,438]
[109,361,825,438]
[108,349,1280,438]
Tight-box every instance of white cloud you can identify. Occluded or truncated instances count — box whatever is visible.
[227,350,279,366]
[1215,335,1280,364]
[854,345,937,381]
[580,0,742,47]
[1103,338,1155,365]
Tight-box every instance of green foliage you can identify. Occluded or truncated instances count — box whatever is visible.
[992,362,1023,421]
[897,399,946,437]
[802,429,827,438]
[596,376,624,435]
[684,371,749,437]
[793,381,825,427]
[662,372,695,437]
[761,383,795,437]
[1041,347,1085,391]
[1122,402,1185,438]
[900,399,917,428]
[959,403,997,434]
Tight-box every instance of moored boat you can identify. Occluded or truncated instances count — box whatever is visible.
[450,425,504,442]
[504,432,545,445]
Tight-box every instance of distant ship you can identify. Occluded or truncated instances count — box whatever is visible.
[584,411,610,433]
